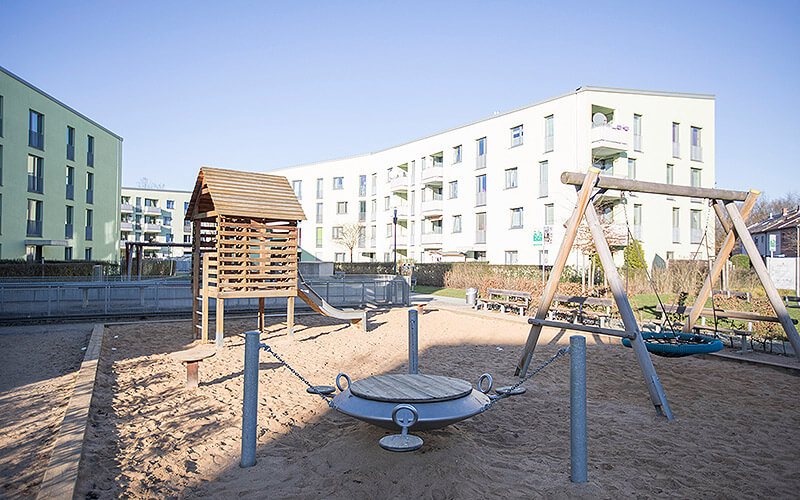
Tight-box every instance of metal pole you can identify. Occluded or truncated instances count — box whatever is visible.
[408,309,419,374]
[241,330,259,468]
[570,335,587,483]
[393,209,398,274]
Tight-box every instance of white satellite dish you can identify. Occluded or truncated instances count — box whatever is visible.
[592,112,608,127]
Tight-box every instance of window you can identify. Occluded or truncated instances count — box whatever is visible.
[27,199,42,236]
[370,225,377,246]
[163,215,172,226]
[627,158,636,180]
[316,203,323,223]
[333,177,343,190]
[0,95,3,136]
[336,201,347,214]
[544,204,554,226]
[67,126,75,160]
[432,154,443,168]
[29,110,44,150]
[0,145,3,185]
[453,145,462,164]
[27,155,44,193]
[633,204,642,240]
[316,227,323,247]
[359,200,366,222]
[164,200,173,209]
[452,215,462,233]
[66,166,74,200]
[449,181,458,199]
[333,252,345,262]
[386,223,393,237]
[410,191,415,215]
[666,164,674,184]
[384,252,392,262]
[166,233,174,243]
[87,135,94,166]
[85,248,92,261]
[666,251,674,261]
[599,205,614,224]
[691,168,702,202]
[672,122,680,158]
[332,226,343,239]
[476,137,487,169]
[691,126,702,161]
[633,114,642,152]
[690,209,703,244]
[371,173,377,195]
[505,251,518,265]
[183,235,191,243]
[359,175,367,197]
[316,178,324,198]
[505,168,518,189]
[672,208,680,243]
[384,196,390,210]
[85,209,93,240]
[476,174,486,206]
[511,125,523,147]
[544,115,554,152]
[510,207,523,228]
[370,199,377,220]
[475,212,487,243]
[65,247,72,260]
[86,172,94,204]
[539,161,548,197]
[292,180,302,199]
[410,161,415,181]
[184,201,189,212]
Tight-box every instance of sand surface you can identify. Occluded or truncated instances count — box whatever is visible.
[75,309,800,499]
[0,323,93,498]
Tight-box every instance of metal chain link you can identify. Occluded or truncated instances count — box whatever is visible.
[260,343,337,409]
[481,346,570,412]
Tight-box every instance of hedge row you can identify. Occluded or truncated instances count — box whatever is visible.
[0,260,119,277]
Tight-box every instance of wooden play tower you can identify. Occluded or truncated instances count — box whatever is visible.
[186,167,306,345]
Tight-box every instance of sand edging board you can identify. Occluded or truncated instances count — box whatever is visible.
[37,324,104,500]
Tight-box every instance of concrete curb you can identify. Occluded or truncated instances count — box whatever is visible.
[37,324,104,500]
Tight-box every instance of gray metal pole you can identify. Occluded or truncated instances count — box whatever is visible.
[408,309,419,374]
[570,335,587,483]
[241,330,259,467]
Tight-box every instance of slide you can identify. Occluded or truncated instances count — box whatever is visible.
[297,273,368,331]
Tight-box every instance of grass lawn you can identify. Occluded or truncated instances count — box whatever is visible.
[413,286,466,299]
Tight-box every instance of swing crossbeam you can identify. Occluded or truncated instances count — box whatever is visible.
[560,172,749,202]
[527,318,636,339]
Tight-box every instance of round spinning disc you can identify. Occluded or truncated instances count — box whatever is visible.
[307,385,335,395]
[495,386,526,396]
[349,374,472,403]
[379,433,424,452]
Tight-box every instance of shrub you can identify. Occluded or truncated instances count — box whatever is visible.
[731,254,750,269]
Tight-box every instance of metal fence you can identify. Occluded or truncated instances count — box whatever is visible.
[0,275,409,321]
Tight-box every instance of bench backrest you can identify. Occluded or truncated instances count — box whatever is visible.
[553,294,614,307]
[486,288,531,299]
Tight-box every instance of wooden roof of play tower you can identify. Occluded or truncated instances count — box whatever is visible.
[186,166,306,221]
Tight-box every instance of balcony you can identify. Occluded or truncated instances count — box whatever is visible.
[26,220,42,237]
[142,206,161,216]
[389,174,409,192]
[142,223,162,233]
[420,231,443,246]
[28,175,44,194]
[421,166,443,184]
[121,222,134,232]
[421,199,443,215]
[590,124,629,157]
[121,203,134,213]
[65,223,74,239]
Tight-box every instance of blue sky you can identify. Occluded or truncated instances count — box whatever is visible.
[1,1,798,198]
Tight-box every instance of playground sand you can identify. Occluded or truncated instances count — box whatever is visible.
[75,308,800,498]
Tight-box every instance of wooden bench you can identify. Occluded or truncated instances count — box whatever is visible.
[783,296,800,309]
[476,288,531,316]
[656,304,798,325]
[171,348,216,388]
[549,295,614,328]
[713,289,751,302]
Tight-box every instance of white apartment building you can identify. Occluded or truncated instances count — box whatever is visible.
[268,86,715,266]
[120,187,193,258]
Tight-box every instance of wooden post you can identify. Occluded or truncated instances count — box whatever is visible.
[191,221,201,338]
[683,192,758,333]
[216,297,225,345]
[201,254,209,343]
[516,168,600,376]
[258,298,265,332]
[137,245,143,279]
[726,202,800,359]
[584,205,673,419]
[125,242,132,279]
[288,294,296,333]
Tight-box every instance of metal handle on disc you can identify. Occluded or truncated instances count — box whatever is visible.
[335,373,351,392]
[478,373,493,394]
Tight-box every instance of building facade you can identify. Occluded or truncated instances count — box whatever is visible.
[0,66,123,261]
[120,187,193,258]
[269,86,715,266]
[747,207,800,258]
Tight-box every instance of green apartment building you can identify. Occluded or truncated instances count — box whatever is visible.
[0,66,122,261]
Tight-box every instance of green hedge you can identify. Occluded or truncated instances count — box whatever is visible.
[731,254,751,269]
[0,260,120,277]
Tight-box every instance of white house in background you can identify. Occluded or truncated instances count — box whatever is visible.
[268,86,715,266]
[120,187,193,258]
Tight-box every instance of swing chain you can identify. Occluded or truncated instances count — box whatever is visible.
[481,346,570,412]
[260,343,337,409]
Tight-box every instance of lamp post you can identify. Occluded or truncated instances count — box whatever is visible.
[393,208,398,274]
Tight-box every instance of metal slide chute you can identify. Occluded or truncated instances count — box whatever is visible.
[297,273,368,331]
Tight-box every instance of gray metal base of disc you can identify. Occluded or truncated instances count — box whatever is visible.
[495,386,526,396]
[379,433,423,452]
[307,385,335,395]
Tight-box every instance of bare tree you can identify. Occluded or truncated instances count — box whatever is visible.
[334,223,362,262]
[137,177,165,190]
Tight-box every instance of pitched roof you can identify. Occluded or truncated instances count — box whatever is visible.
[186,167,306,221]
[748,207,800,234]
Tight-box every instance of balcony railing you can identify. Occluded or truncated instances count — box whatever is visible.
[67,143,75,161]
[475,229,486,244]
[27,220,42,237]
[142,223,161,233]
[369,238,376,248]
[420,231,443,246]
[634,135,642,152]
[87,152,94,167]
[420,200,442,214]
[66,184,74,200]
[85,226,93,241]
[475,191,486,207]
[86,190,93,204]
[633,225,642,240]
[120,202,133,213]
[29,131,44,150]
[589,125,628,156]
[65,223,74,239]
[672,142,680,158]
[476,154,486,170]
[691,228,703,245]
[120,222,134,232]
[691,145,703,162]
[28,175,43,194]
[389,175,408,191]
[316,213,323,224]
[544,135,554,153]
[421,166,443,183]
[142,206,161,216]
[672,227,680,244]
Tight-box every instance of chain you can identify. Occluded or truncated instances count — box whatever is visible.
[481,346,570,412]
[260,343,337,409]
